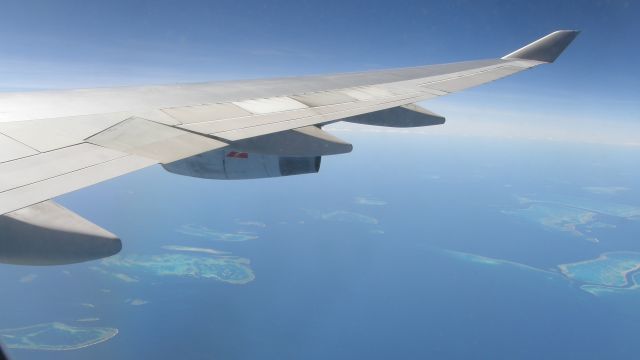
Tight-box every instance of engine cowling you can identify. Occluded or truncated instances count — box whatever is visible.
[162,148,321,180]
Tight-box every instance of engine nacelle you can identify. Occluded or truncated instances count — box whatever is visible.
[162,148,321,180]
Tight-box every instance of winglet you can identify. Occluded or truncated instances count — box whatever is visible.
[502,30,580,63]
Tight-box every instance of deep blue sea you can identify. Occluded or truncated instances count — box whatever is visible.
[2,133,640,359]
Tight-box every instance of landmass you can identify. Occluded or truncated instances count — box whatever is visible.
[502,195,640,242]
[18,274,38,283]
[98,253,255,284]
[126,298,149,306]
[162,245,229,256]
[445,249,640,297]
[0,322,117,351]
[236,220,267,228]
[558,251,640,295]
[354,196,387,206]
[177,224,258,242]
[502,202,599,241]
[90,266,140,283]
[113,273,139,283]
[582,186,630,195]
[443,250,559,277]
[314,210,379,225]
[76,318,100,323]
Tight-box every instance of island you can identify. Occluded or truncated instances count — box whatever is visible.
[354,196,387,206]
[444,249,558,276]
[0,322,117,351]
[319,210,379,225]
[501,194,640,242]
[177,224,258,242]
[99,253,255,284]
[558,251,640,295]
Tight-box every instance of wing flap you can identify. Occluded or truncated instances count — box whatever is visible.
[162,103,252,124]
[179,107,319,135]
[0,110,180,152]
[86,117,228,163]
[173,63,534,142]
[291,91,357,107]
[210,91,434,141]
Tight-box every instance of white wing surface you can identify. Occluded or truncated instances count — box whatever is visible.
[0,30,579,251]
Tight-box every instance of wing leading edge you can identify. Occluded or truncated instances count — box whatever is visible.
[0,30,579,257]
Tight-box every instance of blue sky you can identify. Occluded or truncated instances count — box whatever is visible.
[0,0,638,143]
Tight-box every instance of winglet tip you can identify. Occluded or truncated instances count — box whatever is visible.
[502,29,580,63]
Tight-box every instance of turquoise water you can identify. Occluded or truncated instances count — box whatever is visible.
[0,323,117,351]
[559,252,640,290]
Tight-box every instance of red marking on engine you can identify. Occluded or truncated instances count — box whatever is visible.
[227,151,249,159]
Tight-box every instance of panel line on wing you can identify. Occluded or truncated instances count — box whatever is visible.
[0,153,156,215]
[0,132,40,163]
[0,144,130,194]
[178,89,427,139]
[233,96,309,114]
[418,64,517,88]
[213,91,434,141]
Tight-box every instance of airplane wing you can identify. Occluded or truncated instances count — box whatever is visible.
[0,30,579,258]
